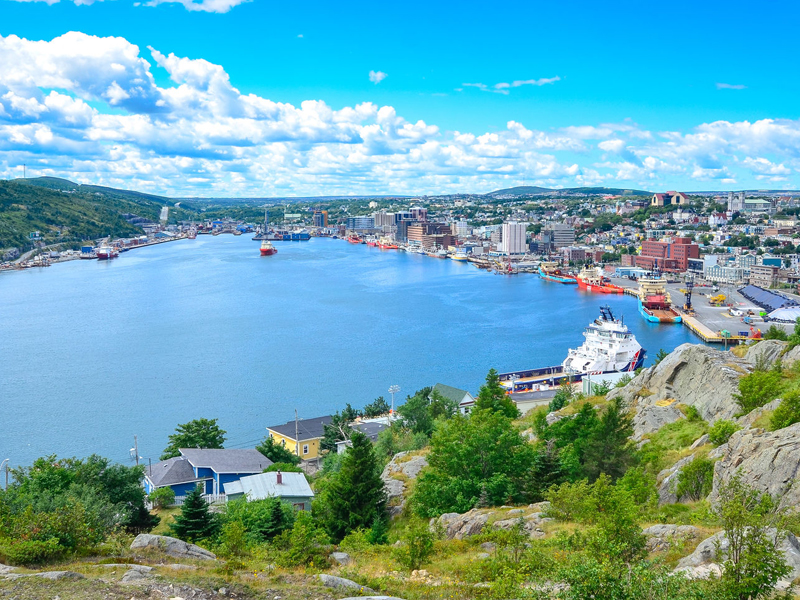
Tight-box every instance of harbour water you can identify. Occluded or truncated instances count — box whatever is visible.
[0,236,699,468]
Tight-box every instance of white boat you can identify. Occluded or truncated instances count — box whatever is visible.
[498,306,646,393]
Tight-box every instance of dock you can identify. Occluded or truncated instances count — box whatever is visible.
[680,313,750,344]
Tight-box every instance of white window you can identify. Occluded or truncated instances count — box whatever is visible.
[303,444,309,455]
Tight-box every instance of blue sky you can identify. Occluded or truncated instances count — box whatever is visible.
[0,0,798,196]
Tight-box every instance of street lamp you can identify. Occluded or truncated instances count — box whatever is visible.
[0,459,9,490]
[388,385,400,416]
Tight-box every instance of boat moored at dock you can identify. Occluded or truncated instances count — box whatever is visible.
[538,261,577,284]
[576,267,624,294]
[637,274,682,323]
[498,306,646,393]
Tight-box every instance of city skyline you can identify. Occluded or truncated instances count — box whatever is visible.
[1,0,799,196]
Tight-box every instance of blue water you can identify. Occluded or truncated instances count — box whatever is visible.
[0,236,699,468]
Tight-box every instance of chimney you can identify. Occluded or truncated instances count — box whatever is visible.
[276,470,282,485]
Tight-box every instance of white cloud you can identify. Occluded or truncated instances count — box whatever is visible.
[144,0,250,11]
[1,32,800,195]
[716,83,746,90]
[368,70,387,85]
[462,77,560,95]
[7,0,103,5]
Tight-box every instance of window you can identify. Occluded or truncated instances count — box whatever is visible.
[302,444,309,455]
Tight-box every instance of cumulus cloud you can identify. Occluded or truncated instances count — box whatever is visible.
[368,70,387,84]
[143,0,250,11]
[716,83,747,90]
[1,32,799,195]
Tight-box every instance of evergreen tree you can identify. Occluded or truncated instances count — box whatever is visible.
[582,396,635,482]
[474,369,519,419]
[398,387,435,436]
[363,396,391,417]
[319,431,387,542]
[170,486,219,542]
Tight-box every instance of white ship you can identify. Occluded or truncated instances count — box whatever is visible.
[498,306,646,393]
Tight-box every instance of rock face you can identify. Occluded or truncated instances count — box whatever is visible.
[611,344,751,439]
[317,574,375,594]
[708,422,800,507]
[130,534,216,561]
[642,524,701,552]
[381,451,428,518]
[676,529,800,584]
[656,454,697,505]
[744,339,787,369]
[0,564,15,575]
[432,508,551,540]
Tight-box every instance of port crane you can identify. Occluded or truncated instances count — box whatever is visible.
[683,275,694,314]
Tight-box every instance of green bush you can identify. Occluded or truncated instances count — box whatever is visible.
[223,497,294,543]
[0,538,65,566]
[770,391,800,431]
[763,325,788,341]
[734,369,784,415]
[275,510,330,567]
[708,420,741,446]
[676,457,715,501]
[393,518,434,571]
[548,385,573,412]
[264,462,303,473]
[148,487,175,509]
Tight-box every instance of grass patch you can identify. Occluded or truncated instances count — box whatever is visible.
[752,409,775,430]
[150,506,181,536]
[558,395,608,417]
[730,344,751,358]
[640,418,709,474]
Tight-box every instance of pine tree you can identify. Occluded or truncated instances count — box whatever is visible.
[320,431,387,542]
[169,486,219,542]
[474,369,519,419]
[582,396,636,482]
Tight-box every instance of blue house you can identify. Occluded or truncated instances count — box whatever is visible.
[143,448,272,497]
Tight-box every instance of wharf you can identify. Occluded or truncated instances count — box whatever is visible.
[680,313,750,344]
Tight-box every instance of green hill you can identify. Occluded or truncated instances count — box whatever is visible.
[0,178,190,251]
[488,185,651,197]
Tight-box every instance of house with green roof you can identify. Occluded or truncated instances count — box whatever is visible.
[430,383,476,414]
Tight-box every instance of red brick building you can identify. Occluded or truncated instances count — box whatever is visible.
[635,237,699,272]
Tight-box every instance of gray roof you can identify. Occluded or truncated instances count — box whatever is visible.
[266,415,333,441]
[146,456,201,487]
[432,383,474,405]
[178,448,272,474]
[352,421,388,441]
[223,471,314,500]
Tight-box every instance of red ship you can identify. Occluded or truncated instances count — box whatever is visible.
[260,240,277,256]
[576,267,624,294]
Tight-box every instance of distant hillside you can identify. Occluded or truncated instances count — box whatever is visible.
[0,178,195,251]
[487,185,651,197]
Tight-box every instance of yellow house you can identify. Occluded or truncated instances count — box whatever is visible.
[266,415,332,461]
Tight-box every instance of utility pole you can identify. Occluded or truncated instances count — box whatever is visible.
[1,459,9,490]
[295,409,300,457]
[130,436,140,465]
[389,385,400,415]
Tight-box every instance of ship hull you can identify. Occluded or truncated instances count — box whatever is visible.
[539,267,577,284]
[260,248,277,256]
[638,299,682,323]
[577,278,623,294]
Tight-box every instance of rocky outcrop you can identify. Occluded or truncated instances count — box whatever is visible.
[318,574,375,594]
[121,568,156,583]
[381,451,428,518]
[656,454,697,504]
[436,510,491,539]
[708,422,800,507]
[736,398,781,430]
[130,534,216,561]
[675,529,800,585]
[642,524,701,552]
[783,345,800,369]
[330,551,351,565]
[0,564,15,576]
[611,344,752,438]
[432,507,551,540]
[744,340,787,369]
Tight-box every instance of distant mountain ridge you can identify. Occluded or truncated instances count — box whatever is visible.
[487,185,653,197]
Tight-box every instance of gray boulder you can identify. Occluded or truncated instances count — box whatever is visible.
[708,422,800,508]
[34,571,85,580]
[0,564,16,575]
[783,345,800,369]
[675,529,800,583]
[744,340,787,369]
[642,524,701,552]
[318,574,375,594]
[121,568,155,583]
[611,344,751,438]
[435,510,491,540]
[492,512,551,539]
[381,451,428,518]
[330,551,351,565]
[130,533,216,561]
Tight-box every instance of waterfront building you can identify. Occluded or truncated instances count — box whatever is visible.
[452,219,471,238]
[408,223,452,247]
[541,223,575,250]
[635,236,699,272]
[651,191,689,207]
[143,448,272,497]
[750,264,780,288]
[372,211,395,228]
[346,216,375,230]
[313,210,328,227]
[704,263,745,284]
[224,471,314,510]
[266,415,333,461]
[501,221,527,255]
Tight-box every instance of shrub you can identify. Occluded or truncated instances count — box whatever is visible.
[0,538,65,566]
[264,462,303,473]
[770,390,800,431]
[223,497,294,542]
[393,518,434,571]
[148,487,175,509]
[763,325,788,341]
[217,520,249,558]
[708,420,741,446]
[676,457,715,501]
[549,385,573,413]
[275,510,330,567]
[734,369,783,415]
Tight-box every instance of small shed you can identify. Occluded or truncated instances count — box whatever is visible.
[223,471,314,510]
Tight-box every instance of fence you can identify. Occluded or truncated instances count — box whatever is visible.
[146,493,227,510]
